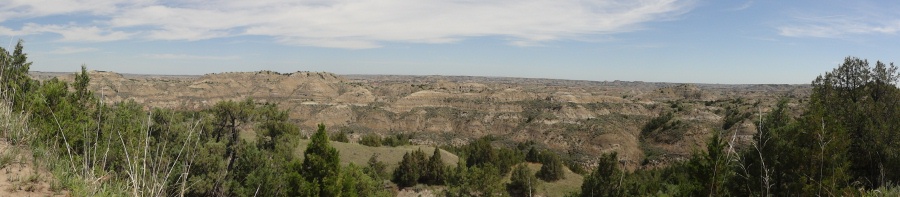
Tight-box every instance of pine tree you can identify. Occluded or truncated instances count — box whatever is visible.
[466,137,497,168]
[300,124,342,196]
[808,57,900,189]
[364,153,388,181]
[580,153,622,197]
[536,152,565,182]
[683,133,733,196]
[446,165,505,197]
[0,40,34,108]
[423,147,447,185]
[525,147,540,163]
[393,152,421,188]
[508,164,539,197]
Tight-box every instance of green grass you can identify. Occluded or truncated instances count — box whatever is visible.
[292,139,582,196]
[0,147,16,169]
[865,184,900,197]
[295,139,459,171]
[514,162,583,197]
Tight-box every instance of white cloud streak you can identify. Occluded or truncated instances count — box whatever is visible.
[728,1,753,11]
[49,46,99,54]
[778,2,900,39]
[0,0,693,48]
[779,17,900,38]
[143,53,239,60]
[22,23,134,42]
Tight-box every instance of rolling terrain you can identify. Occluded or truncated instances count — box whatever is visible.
[31,70,809,170]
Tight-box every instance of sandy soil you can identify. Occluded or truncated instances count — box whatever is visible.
[0,141,67,197]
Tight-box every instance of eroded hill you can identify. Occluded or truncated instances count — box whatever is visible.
[31,71,809,169]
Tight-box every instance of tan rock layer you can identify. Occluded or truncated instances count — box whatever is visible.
[30,71,808,169]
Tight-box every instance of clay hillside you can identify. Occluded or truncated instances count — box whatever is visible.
[31,70,809,169]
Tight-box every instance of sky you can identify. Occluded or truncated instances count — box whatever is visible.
[1,0,899,84]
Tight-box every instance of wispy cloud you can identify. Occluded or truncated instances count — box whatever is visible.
[0,0,694,49]
[0,23,133,42]
[49,46,98,54]
[778,2,900,38]
[0,0,127,22]
[143,53,239,60]
[626,43,666,49]
[728,1,753,11]
[778,16,900,38]
[22,23,134,42]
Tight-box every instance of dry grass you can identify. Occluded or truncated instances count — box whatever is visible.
[0,102,67,196]
[0,142,66,196]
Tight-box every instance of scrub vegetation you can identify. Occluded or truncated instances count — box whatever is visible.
[3,41,900,196]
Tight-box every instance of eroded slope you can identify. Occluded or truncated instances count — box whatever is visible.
[32,71,808,169]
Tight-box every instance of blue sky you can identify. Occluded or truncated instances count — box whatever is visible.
[1,0,899,84]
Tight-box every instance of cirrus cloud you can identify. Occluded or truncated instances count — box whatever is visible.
[777,1,900,39]
[0,0,693,49]
[49,46,98,54]
[143,53,240,60]
[779,16,900,38]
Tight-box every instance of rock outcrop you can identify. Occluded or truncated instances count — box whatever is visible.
[32,71,808,170]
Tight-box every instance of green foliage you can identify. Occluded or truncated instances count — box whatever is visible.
[580,153,623,197]
[536,152,565,182]
[255,102,299,150]
[359,133,382,147]
[565,159,587,175]
[681,132,734,196]
[381,133,412,147]
[0,40,35,109]
[188,140,228,195]
[617,167,667,196]
[340,163,393,197]
[286,159,315,197]
[423,147,447,185]
[453,136,525,176]
[466,137,498,169]
[639,141,664,166]
[363,153,389,181]
[300,124,342,196]
[72,65,92,103]
[229,141,279,196]
[508,164,539,197]
[332,130,349,143]
[520,99,562,123]
[393,150,424,188]
[445,164,507,197]
[726,100,811,195]
[392,147,449,188]
[0,42,397,196]
[719,56,900,196]
[7,42,900,196]
[497,147,525,174]
[721,105,750,130]
[600,136,732,197]
[515,140,536,151]
[525,147,540,163]
[643,112,674,135]
[810,57,900,189]
[864,184,900,197]
[640,111,687,144]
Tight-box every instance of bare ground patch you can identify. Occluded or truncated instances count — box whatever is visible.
[0,141,67,197]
